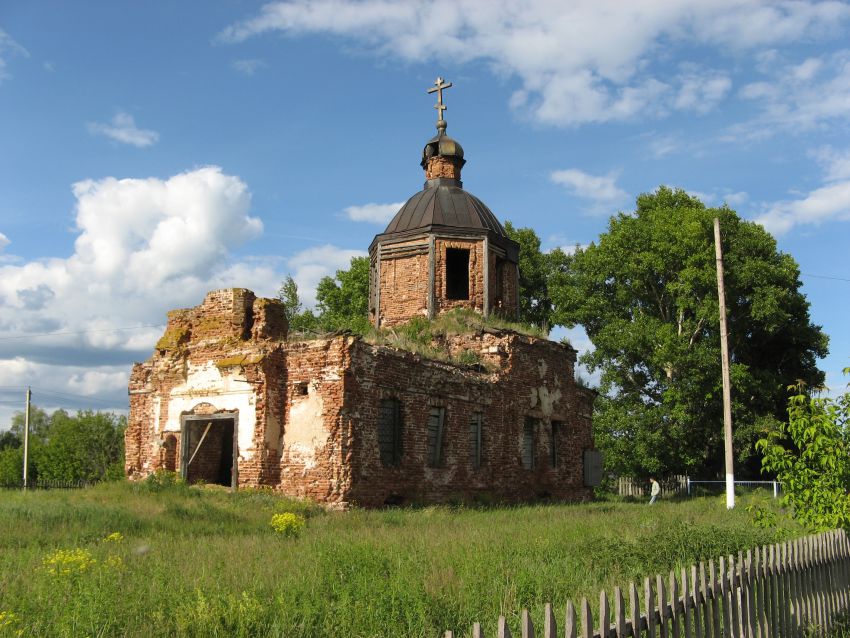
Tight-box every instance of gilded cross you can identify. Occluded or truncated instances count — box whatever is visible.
[427,76,453,121]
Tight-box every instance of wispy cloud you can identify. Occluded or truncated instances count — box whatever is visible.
[87,112,160,148]
[550,168,630,214]
[0,232,9,251]
[218,0,850,127]
[729,49,850,140]
[0,28,30,85]
[343,201,403,224]
[231,58,266,75]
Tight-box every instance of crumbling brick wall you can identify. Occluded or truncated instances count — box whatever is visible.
[128,288,595,508]
[126,288,287,485]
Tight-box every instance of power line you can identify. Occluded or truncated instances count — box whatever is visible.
[801,273,850,283]
[0,385,123,407]
[0,323,164,341]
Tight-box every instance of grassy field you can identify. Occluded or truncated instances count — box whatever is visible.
[0,480,798,637]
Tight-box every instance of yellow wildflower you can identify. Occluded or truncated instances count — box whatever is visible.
[42,548,96,577]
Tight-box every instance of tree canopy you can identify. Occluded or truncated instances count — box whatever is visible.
[552,187,828,478]
[0,407,125,486]
[504,222,563,330]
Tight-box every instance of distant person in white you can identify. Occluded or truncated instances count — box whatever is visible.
[648,477,661,505]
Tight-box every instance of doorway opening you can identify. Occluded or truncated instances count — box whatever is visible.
[180,414,237,487]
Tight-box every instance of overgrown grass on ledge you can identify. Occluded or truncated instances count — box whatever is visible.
[0,481,799,637]
[361,309,551,369]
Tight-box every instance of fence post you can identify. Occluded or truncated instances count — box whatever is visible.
[687,477,691,497]
[773,481,778,499]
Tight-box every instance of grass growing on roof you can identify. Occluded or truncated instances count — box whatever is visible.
[0,480,798,637]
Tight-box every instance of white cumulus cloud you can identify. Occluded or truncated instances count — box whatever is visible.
[755,180,850,236]
[344,201,404,224]
[0,167,273,421]
[550,168,630,214]
[218,0,850,127]
[87,112,160,147]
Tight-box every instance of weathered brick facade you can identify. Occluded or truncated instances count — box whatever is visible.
[127,288,596,507]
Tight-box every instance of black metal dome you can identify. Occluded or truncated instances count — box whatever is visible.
[383,178,508,237]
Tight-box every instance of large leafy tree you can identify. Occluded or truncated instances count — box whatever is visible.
[552,187,828,478]
[504,221,564,329]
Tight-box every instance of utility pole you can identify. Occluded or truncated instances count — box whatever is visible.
[714,218,735,509]
[23,387,31,490]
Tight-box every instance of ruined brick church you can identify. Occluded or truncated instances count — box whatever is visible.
[126,79,599,507]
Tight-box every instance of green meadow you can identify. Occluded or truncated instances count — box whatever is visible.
[0,481,796,637]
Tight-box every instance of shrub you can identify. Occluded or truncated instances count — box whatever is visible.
[270,512,306,538]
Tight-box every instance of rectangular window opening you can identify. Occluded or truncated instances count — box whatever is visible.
[427,406,446,467]
[446,248,470,300]
[378,398,403,467]
[551,421,563,468]
[522,417,538,470]
[470,412,483,469]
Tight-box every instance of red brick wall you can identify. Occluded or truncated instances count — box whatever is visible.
[378,249,429,325]
[342,333,595,506]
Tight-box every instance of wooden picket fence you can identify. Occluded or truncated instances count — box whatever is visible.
[445,529,850,638]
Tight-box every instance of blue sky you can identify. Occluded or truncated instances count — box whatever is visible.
[2,0,850,427]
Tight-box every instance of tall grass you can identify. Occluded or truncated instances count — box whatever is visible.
[0,482,796,637]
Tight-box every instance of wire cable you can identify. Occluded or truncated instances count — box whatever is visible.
[0,324,164,341]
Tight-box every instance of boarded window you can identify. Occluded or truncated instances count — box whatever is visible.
[426,406,446,467]
[584,449,603,486]
[378,398,403,466]
[469,412,483,468]
[446,248,470,300]
[550,421,562,468]
[522,418,538,469]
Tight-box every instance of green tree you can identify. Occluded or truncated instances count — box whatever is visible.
[314,256,371,334]
[552,187,828,478]
[277,275,320,334]
[10,405,51,443]
[36,411,126,482]
[0,430,20,450]
[504,221,563,329]
[758,372,850,531]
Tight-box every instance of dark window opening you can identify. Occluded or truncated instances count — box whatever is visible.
[295,382,309,396]
[426,407,446,467]
[378,398,403,466]
[470,412,483,469]
[550,421,563,468]
[522,418,538,470]
[446,248,470,300]
[181,417,235,487]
